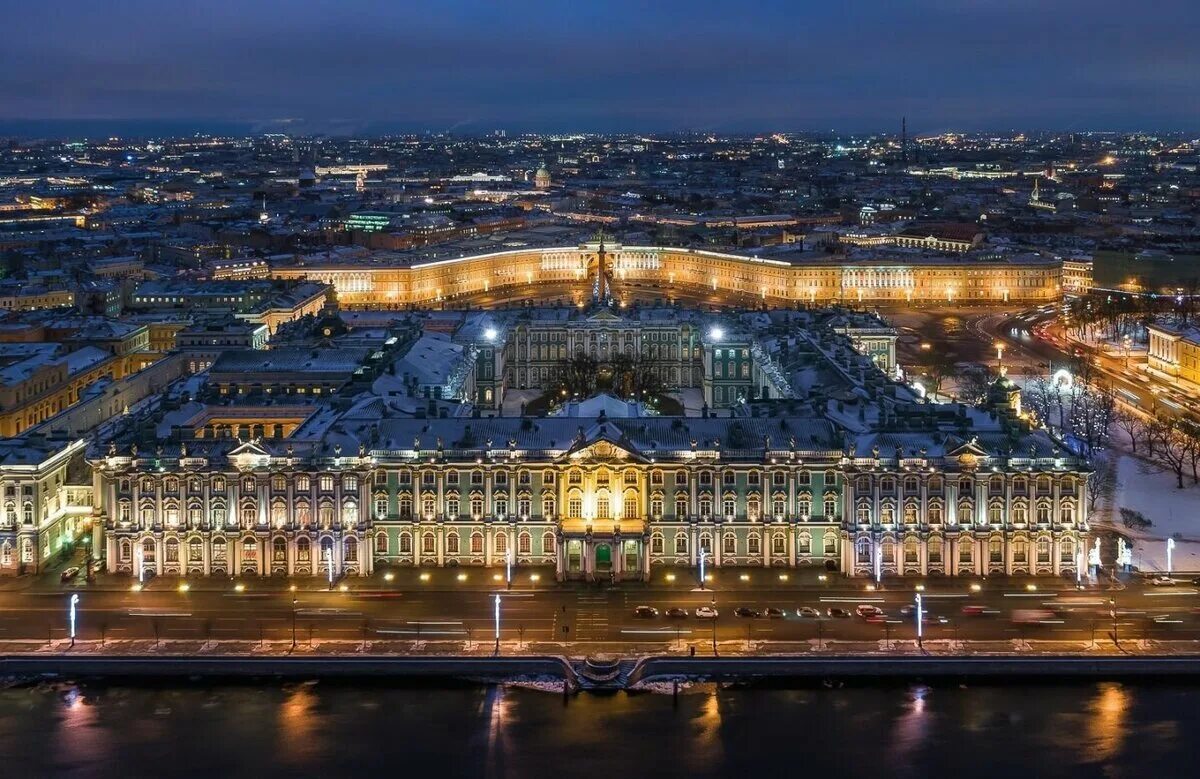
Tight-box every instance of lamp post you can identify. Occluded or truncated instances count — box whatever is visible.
[136,543,144,586]
[915,592,923,648]
[291,597,298,650]
[699,547,707,591]
[874,535,882,588]
[710,595,718,657]
[506,547,512,591]
[1167,538,1175,576]
[68,593,79,648]
[493,593,501,655]
[326,546,334,591]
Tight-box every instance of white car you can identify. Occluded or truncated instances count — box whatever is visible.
[694,606,719,619]
[796,607,821,618]
[1149,576,1177,587]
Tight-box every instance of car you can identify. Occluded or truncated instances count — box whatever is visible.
[856,604,884,618]
[633,606,659,618]
[961,605,986,616]
[764,607,786,619]
[1192,577,1200,586]
[827,607,851,618]
[694,606,718,619]
[734,607,761,618]
[900,604,917,617]
[664,607,689,619]
[60,566,80,582]
[1150,576,1177,587]
[796,606,821,618]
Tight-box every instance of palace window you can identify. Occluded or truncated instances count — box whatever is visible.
[495,533,507,555]
[471,496,484,518]
[596,495,609,518]
[928,539,942,564]
[989,538,1003,563]
[651,534,664,554]
[675,496,688,518]
[399,496,413,518]
[319,475,334,492]
[674,533,688,555]
[699,498,713,517]
[542,532,555,555]
[723,534,736,555]
[856,538,871,564]
[295,476,309,492]
[376,532,389,556]
[446,533,460,555]
[343,475,358,492]
[723,498,736,518]
[1013,539,1028,564]
[422,533,436,555]
[519,533,531,555]
[747,535,760,556]
[824,497,837,518]
[398,533,411,555]
[272,475,286,492]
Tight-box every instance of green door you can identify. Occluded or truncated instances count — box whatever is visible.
[595,543,612,571]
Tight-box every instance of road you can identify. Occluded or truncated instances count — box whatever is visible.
[8,571,1200,649]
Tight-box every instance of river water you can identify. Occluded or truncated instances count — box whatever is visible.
[1,679,1196,778]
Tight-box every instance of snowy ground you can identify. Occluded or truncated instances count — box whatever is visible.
[1095,450,1200,573]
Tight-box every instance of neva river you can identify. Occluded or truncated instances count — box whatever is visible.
[1,679,1197,778]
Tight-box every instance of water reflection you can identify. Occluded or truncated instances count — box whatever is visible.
[683,690,725,771]
[57,685,110,772]
[889,684,933,774]
[278,684,322,763]
[1085,682,1129,763]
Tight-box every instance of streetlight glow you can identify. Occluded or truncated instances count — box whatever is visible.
[915,592,923,647]
[68,593,79,647]
[1167,537,1175,575]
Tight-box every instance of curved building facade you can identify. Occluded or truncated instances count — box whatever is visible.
[270,241,1064,308]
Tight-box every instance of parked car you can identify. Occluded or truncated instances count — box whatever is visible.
[1150,576,1177,587]
[694,606,719,619]
[633,606,659,618]
[856,604,884,618]
[796,606,821,618]
[764,607,786,619]
[734,607,761,618]
[827,607,851,618]
[665,607,689,619]
[60,567,80,583]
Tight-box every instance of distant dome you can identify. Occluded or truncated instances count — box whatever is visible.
[534,164,551,189]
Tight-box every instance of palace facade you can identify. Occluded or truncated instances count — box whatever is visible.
[270,241,1065,309]
[88,405,1088,582]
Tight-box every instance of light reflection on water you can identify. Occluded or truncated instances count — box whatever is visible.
[2,681,1198,778]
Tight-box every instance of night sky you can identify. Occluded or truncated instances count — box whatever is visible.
[1,0,1197,134]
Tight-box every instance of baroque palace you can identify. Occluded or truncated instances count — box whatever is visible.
[80,253,1089,582]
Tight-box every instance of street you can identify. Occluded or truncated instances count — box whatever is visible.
[8,567,1200,651]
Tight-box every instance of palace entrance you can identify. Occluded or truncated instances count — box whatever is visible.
[595,543,612,572]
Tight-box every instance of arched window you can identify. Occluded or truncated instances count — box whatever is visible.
[273,537,287,562]
[375,532,389,555]
[271,502,286,528]
[398,533,411,555]
[651,534,664,554]
[188,537,203,562]
[723,534,736,554]
[212,537,227,563]
[542,531,556,555]
[344,538,358,563]
[470,532,484,555]
[421,533,436,554]
[856,537,871,564]
[23,502,34,525]
[297,537,311,562]
[446,532,460,555]
[165,538,179,563]
[794,533,808,555]
[519,532,531,554]
[904,537,919,563]
[823,533,836,555]
[343,501,359,526]
[747,534,760,556]
[1013,538,1028,564]
[142,538,156,563]
[495,533,508,554]
[1037,538,1051,563]
[674,533,688,555]
[242,537,257,561]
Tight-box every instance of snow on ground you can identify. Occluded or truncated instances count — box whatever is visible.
[1097,451,1200,573]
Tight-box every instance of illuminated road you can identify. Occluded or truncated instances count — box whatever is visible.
[9,570,1200,649]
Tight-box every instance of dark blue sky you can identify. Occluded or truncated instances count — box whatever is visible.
[2,0,1197,134]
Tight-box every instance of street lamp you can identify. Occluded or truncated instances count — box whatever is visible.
[874,536,882,588]
[506,547,512,591]
[914,592,923,648]
[68,593,79,648]
[326,546,335,590]
[699,547,707,590]
[1167,538,1175,576]
[493,593,501,655]
[291,597,298,650]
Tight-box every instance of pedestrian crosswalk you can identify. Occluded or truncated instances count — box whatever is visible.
[573,592,609,640]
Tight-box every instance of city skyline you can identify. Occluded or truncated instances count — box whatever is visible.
[1,0,1198,135]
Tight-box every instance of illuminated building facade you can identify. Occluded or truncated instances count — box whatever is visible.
[270,241,1064,309]
[88,412,1086,581]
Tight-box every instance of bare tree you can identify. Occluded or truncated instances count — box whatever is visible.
[1113,407,1145,454]
[1149,415,1189,489]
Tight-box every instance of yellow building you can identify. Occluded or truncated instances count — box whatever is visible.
[270,242,1063,309]
[1148,324,1200,389]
